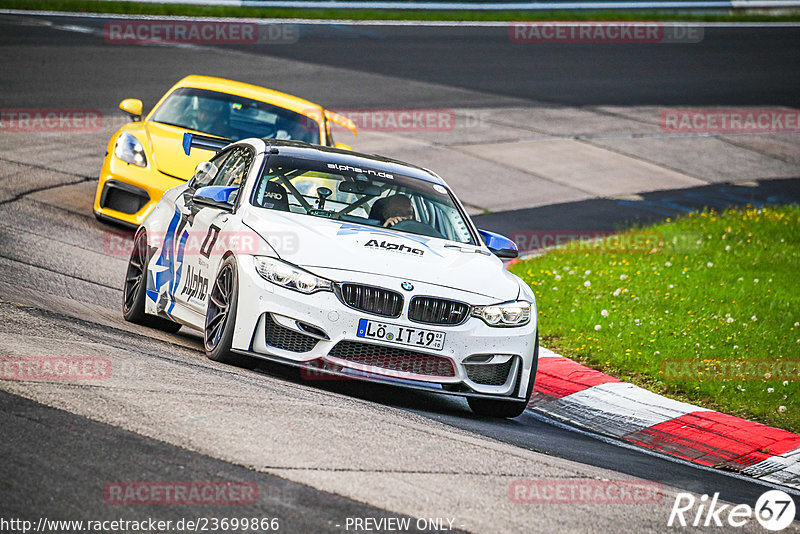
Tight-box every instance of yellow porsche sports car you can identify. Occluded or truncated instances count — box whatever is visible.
[93,75,357,228]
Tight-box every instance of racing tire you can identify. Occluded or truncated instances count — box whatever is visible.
[122,230,182,333]
[204,256,256,369]
[467,330,539,418]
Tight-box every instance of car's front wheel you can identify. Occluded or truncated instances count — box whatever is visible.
[467,330,539,418]
[204,256,255,369]
[122,230,181,333]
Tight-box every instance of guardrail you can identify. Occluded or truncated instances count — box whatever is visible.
[107,0,800,9]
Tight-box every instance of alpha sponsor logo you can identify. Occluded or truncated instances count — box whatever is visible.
[364,239,424,256]
[180,265,208,301]
[327,163,394,179]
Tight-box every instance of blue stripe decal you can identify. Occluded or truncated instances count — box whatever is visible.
[154,209,184,312]
[168,230,190,314]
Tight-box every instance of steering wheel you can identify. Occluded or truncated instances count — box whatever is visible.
[389,219,445,239]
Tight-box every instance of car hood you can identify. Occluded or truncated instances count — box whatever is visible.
[145,121,219,179]
[242,210,520,301]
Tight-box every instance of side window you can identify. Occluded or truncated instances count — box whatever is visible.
[194,149,231,189]
[211,147,254,187]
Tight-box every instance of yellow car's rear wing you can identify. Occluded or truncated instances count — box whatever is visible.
[324,110,358,137]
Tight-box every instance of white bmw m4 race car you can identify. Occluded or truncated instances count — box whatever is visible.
[123,136,539,417]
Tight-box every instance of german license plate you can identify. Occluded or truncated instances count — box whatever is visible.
[356,319,445,351]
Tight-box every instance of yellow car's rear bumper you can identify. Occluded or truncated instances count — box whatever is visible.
[93,154,185,228]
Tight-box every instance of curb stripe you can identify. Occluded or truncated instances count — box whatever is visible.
[743,448,800,487]
[530,353,800,490]
[534,380,705,437]
[623,411,800,469]
[537,347,562,359]
[533,355,621,398]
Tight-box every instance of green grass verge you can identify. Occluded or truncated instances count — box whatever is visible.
[509,205,800,433]
[1,0,799,22]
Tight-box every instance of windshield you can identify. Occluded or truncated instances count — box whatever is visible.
[251,157,476,245]
[151,87,321,144]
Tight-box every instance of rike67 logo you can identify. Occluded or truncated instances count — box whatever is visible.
[668,490,796,531]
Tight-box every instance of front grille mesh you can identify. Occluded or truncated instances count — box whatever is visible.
[328,340,455,377]
[408,296,470,325]
[102,184,149,214]
[338,283,403,318]
[464,359,515,386]
[265,314,318,353]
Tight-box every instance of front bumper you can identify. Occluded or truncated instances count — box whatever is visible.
[232,257,538,400]
[93,154,184,227]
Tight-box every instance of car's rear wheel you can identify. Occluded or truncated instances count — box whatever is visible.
[204,256,255,369]
[467,330,539,418]
[122,230,181,333]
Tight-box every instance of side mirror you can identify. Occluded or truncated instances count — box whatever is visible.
[192,161,218,186]
[478,229,519,259]
[193,185,237,212]
[119,98,143,122]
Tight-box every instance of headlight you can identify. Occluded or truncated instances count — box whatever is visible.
[114,132,147,167]
[254,257,332,294]
[471,301,531,327]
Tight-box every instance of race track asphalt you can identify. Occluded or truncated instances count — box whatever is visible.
[1,13,798,530]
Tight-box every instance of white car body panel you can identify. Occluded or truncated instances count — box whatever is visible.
[241,208,522,300]
[137,139,538,401]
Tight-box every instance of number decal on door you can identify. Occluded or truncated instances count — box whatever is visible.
[199,225,221,258]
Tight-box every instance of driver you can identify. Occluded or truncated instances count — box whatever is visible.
[380,194,446,239]
[380,194,415,228]
[189,97,227,135]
